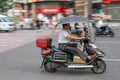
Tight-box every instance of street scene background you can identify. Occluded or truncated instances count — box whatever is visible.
[0,29,120,80]
[0,0,120,80]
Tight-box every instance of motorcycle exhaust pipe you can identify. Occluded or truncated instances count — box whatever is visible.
[68,64,93,68]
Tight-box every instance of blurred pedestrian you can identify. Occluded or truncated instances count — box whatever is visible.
[88,15,93,20]
[35,18,41,29]
[18,15,23,21]
[44,17,49,28]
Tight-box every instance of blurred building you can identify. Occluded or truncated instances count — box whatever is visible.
[75,0,120,21]
[13,0,75,19]
[75,0,86,16]
[102,0,120,21]
[13,0,120,21]
[92,0,103,14]
[13,0,103,18]
[75,0,102,17]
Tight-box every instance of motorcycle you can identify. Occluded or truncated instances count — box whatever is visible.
[93,22,115,37]
[95,27,115,37]
[36,15,106,74]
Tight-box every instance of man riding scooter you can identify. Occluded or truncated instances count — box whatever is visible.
[36,15,106,73]
[58,23,96,62]
[96,17,108,33]
[95,17,115,37]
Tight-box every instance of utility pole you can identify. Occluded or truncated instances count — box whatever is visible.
[75,0,92,17]
[87,0,93,15]
[31,3,36,19]
[75,0,86,16]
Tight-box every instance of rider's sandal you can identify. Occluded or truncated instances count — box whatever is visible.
[86,54,97,64]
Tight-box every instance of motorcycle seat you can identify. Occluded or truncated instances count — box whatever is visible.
[51,46,61,52]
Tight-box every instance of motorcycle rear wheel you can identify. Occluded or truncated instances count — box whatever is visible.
[91,59,106,74]
[95,32,100,37]
[44,62,57,73]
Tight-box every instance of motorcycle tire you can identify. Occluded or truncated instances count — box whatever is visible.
[108,28,115,37]
[44,62,57,73]
[91,59,106,74]
[95,32,100,37]
[109,32,115,37]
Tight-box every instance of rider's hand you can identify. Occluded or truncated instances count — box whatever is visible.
[82,37,86,40]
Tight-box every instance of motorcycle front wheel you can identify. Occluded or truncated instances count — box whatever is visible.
[108,28,115,37]
[91,59,106,74]
[109,32,115,37]
[44,62,57,73]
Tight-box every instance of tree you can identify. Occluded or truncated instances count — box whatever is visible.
[0,0,8,7]
[0,0,12,12]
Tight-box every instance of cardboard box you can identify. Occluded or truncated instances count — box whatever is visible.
[73,56,86,64]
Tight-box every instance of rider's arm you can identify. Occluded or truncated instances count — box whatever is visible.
[70,34,80,37]
[67,34,85,40]
[98,20,108,27]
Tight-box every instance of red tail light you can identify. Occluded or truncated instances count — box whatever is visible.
[41,49,51,55]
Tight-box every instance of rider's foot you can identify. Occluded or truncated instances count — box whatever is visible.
[87,54,97,60]
[86,54,97,64]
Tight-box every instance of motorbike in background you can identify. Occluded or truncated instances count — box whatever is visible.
[92,22,115,37]
[95,26,115,37]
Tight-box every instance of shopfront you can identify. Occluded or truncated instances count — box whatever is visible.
[102,0,120,21]
[36,1,74,18]
[15,0,74,24]
[19,0,74,18]
[92,0,102,14]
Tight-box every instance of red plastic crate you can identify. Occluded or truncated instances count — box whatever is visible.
[36,37,50,48]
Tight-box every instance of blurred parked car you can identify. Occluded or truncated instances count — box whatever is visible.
[0,14,16,32]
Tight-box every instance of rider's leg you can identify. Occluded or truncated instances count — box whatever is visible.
[66,46,97,61]
[100,27,105,32]
[105,26,109,32]
[64,46,88,61]
[59,44,96,61]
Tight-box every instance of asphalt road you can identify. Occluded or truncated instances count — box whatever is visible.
[0,29,51,53]
[0,29,120,80]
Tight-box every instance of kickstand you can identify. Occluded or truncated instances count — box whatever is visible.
[40,59,44,69]
[40,60,45,72]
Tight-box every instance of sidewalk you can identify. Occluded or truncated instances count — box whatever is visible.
[108,22,120,29]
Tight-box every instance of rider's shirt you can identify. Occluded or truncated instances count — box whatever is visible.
[58,30,70,43]
[96,20,104,28]
[96,20,103,28]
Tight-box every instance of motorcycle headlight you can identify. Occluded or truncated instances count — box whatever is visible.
[97,52,102,55]
[97,52,106,56]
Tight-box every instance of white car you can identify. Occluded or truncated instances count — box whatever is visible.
[0,15,16,32]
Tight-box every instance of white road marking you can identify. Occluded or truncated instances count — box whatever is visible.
[96,42,120,44]
[0,36,32,38]
[115,35,120,37]
[0,39,22,41]
[103,58,120,62]
[0,33,37,46]
[0,42,15,43]
[0,44,7,46]
[0,31,50,53]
